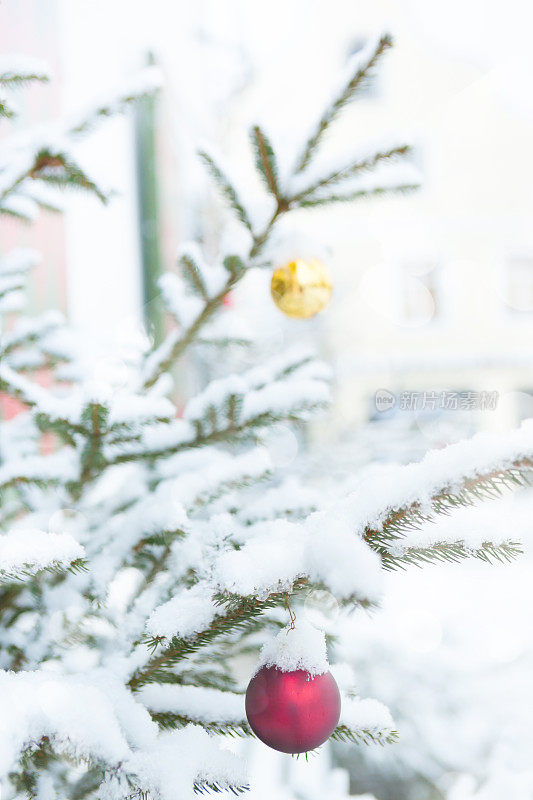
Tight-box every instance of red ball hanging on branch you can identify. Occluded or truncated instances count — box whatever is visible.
[245,620,341,754]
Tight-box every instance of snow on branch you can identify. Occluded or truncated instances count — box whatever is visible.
[237,477,321,524]
[0,672,136,779]
[0,56,50,87]
[0,309,64,359]
[0,248,40,311]
[0,248,41,278]
[67,64,163,137]
[296,160,422,208]
[198,149,254,232]
[138,684,245,728]
[0,452,77,492]
[116,352,329,464]
[215,516,383,605]
[141,249,244,390]
[294,33,393,174]
[0,65,161,216]
[385,497,528,569]
[0,671,245,800]
[138,681,398,748]
[123,726,247,800]
[0,528,84,581]
[327,420,533,566]
[146,584,219,642]
[183,349,330,430]
[334,695,397,746]
[288,139,415,200]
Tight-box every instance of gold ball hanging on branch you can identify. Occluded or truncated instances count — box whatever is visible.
[270,258,332,319]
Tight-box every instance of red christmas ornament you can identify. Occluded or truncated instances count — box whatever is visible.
[245,665,341,753]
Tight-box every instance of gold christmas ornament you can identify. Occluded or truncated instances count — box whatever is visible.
[270,258,332,319]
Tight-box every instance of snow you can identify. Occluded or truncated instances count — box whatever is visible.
[125,726,247,800]
[215,516,383,605]
[0,670,244,799]
[162,447,272,510]
[0,56,50,83]
[0,193,39,220]
[184,348,330,427]
[0,671,133,776]
[257,620,330,676]
[288,138,414,198]
[146,584,219,640]
[305,514,383,600]
[139,684,245,724]
[67,65,164,136]
[1,310,64,354]
[178,242,229,298]
[339,696,395,737]
[0,528,83,578]
[0,451,78,489]
[159,271,204,326]
[394,498,529,555]
[0,247,40,276]
[331,419,533,538]
[304,161,422,202]
[237,478,320,524]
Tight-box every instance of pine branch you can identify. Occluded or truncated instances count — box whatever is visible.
[0,61,49,88]
[297,182,419,207]
[66,65,162,137]
[0,557,87,584]
[291,144,412,202]
[0,100,15,120]
[364,456,533,566]
[198,151,253,232]
[379,540,523,571]
[194,781,249,796]
[0,364,87,443]
[180,251,209,300]
[331,724,398,747]
[152,712,251,738]
[294,34,393,174]
[129,581,307,690]
[142,272,237,390]
[0,149,108,208]
[109,403,325,466]
[250,125,282,200]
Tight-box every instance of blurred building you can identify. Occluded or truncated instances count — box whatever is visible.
[306,7,533,440]
[201,1,533,446]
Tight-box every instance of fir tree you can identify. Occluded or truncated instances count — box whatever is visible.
[0,37,532,800]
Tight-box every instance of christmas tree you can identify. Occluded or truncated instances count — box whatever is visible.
[1,36,532,800]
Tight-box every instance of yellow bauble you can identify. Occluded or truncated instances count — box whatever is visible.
[270,258,332,319]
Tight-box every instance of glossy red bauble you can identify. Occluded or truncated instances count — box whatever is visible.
[245,665,341,753]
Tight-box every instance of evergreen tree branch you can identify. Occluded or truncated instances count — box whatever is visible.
[109,403,326,466]
[291,144,412,202]
[142,272,238,390]
[129,582,307,690]
[297,182,419,207]
[364,456,533,565]
[331,724,398,747]
[250,125,282,200]
[379,540,522,571]
[0,61,49,88]
[294,34,393,174]
[152,712,251,738]
[198,151,253,232]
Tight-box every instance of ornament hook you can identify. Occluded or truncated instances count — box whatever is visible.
[284,594,296,631]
